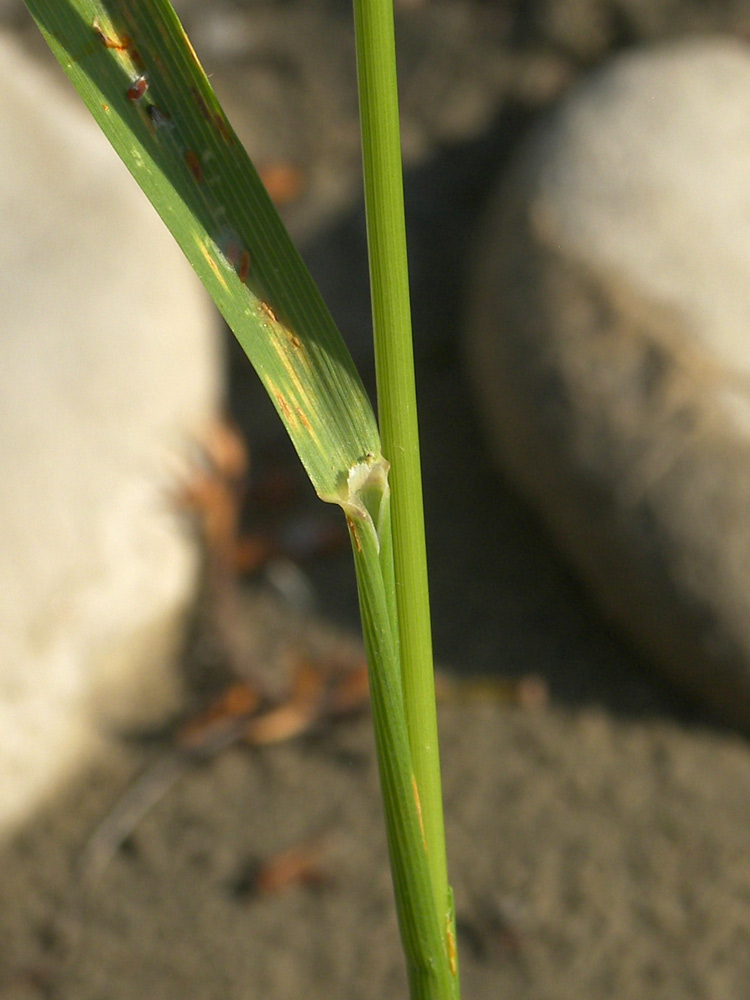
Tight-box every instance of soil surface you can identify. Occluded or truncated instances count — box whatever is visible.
[3,1,750,998]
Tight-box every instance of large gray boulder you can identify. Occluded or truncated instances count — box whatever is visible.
[0,33,221,831]
[466,39,750,728]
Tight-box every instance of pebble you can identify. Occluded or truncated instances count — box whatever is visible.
[465,38,750,728]
[0,34,220,831]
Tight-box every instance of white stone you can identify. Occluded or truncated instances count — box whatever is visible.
[0,33,221,831]
[466,39,750,727]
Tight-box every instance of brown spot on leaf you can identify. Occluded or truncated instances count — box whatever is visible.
[346,516,362,553]
[296,408,312,432]
[260,301,278,324]
[273,391,293,423]
[184,149,203,183]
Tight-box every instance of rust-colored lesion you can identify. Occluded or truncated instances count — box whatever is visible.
[92,16,144,69]
[190,85,212,123]
[237,249,251,284]
[264,306,308,363]
[212,112,235,145]
[346,515,362,553]
[92,17,131,51]
[446,915,458,977]
[260,300,278,324]
[184,148,204,183]
[189,86,235,145]
[272,389,294,424]
[126,74,148,101]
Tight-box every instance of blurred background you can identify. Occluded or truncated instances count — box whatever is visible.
[3,2,750,998]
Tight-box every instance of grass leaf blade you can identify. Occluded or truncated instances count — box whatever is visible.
[24,0,380,503]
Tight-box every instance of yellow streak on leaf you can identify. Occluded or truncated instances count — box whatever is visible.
[180,25,204,71]
[445,914,457,976]
[412,774,427,850]
[266,378,296,428]
[268,329,309,401]
[195,235,227,290]
[295,406,322,451]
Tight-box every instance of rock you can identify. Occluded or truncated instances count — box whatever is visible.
[0,33,221,831]
[465,38,750,728]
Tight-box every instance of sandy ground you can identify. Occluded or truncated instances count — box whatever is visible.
[4,1,750,997]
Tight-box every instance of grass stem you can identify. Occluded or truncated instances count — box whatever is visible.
[352,2,458,995]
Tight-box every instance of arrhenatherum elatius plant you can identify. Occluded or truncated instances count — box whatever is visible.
[23,1,460,996]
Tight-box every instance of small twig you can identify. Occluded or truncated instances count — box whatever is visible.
[79,689,262,886]
[78,752,188,886]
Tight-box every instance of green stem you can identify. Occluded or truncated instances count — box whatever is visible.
[344,473,452,999]
[352,1,457,994]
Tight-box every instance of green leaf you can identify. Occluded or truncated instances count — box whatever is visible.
[24,0,380,504]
